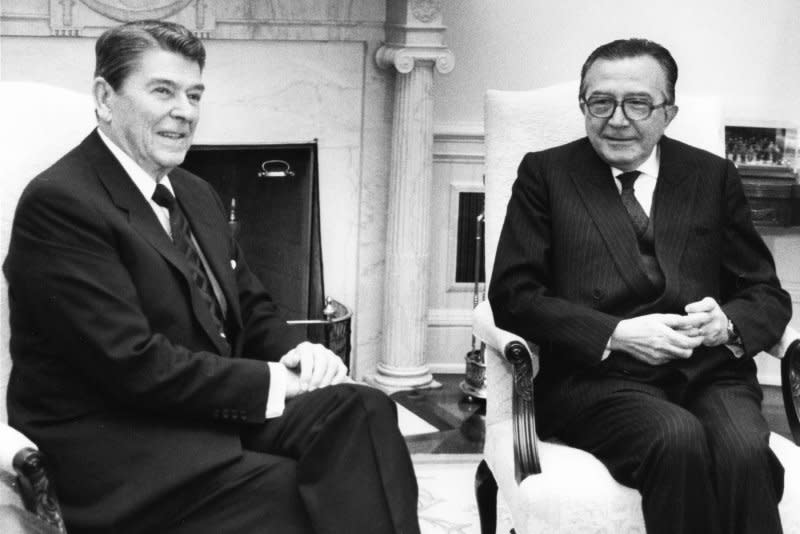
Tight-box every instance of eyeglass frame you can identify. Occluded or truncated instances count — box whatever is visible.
[579,95,674,121]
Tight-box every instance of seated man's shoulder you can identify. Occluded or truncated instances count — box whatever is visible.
[170,165,211,189]
[662,136,728,169]
[519,137,593,174]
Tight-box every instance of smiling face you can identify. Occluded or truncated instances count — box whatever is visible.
[94,47,205,180]
[581,55,678,171]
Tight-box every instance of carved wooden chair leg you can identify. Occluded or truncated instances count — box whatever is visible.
[14,448,66,533]
[781,339,800,445]
[475,459,498,534]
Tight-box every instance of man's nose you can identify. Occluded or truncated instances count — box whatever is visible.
[607,103,630,127]
[170,94,197,121]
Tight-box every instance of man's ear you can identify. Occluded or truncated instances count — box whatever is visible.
[664,104,679,128]
[93,77,114,123]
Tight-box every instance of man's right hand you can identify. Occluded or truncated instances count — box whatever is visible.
[607,314,705,366]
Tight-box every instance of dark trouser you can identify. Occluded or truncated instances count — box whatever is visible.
[544,366,784,534]
[141,384,420,534]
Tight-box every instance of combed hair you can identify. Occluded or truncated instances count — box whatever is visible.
[579,38,678,103]
[94,20,206,90]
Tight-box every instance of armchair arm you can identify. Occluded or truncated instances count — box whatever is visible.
[767,326,800,445]
[473,301,542,482]
[0,425,66,533]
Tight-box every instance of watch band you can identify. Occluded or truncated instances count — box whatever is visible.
[727,318,743,347]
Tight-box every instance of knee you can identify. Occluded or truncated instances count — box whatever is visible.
[716,433,775,477]
[650,416,709,466]
[346,384,396,415]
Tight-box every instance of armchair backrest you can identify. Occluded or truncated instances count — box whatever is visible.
[483,82,725,282]
[0,82,96,422]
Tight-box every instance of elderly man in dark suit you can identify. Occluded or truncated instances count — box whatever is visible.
[4,20,419,534]
[490,38,790,534]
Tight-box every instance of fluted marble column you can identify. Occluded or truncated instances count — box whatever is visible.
[373,1,454,390]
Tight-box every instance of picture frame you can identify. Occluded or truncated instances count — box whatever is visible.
[725,124,798,180]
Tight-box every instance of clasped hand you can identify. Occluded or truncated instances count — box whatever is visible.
[608,297,730,366]
[280,342,349,398]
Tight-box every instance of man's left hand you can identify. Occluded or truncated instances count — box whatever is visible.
[682,296,730,347]
[280,342,349,397]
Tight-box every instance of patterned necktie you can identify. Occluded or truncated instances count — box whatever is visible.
[617,170,649,238]
[152,183,226,339]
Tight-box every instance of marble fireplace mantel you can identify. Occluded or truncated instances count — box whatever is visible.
[0,0,453,386]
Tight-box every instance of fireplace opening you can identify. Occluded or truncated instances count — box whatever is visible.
[180,143,326,350]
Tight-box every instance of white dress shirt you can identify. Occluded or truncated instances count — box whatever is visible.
[96,128,288,418]
[610,145,660,216]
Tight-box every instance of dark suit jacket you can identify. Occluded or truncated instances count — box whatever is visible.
[489,136,791,403]
[4,131,296,529]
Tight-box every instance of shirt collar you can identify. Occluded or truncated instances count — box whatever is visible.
[610,144,660,180]
[96,127,174,199]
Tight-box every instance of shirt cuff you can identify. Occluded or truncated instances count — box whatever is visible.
[265,362,288,419]
[726,343,745,359]
[601,337,612,360]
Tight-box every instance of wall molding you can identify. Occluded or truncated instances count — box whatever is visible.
[427,307,473,327]
[433,121,485,163]
[433,121,485,141]
[446,182,485,293]
[433,152,484,164]
[1,0,386,40]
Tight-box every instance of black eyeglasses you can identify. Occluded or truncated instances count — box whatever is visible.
[581,96,672,121]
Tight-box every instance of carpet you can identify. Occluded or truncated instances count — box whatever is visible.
[414,454,514,534]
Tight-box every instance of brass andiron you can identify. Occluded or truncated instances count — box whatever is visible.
[286,296,353,369]
[228,197,240,238]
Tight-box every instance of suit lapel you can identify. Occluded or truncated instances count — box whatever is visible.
[83,132,233,353]
[84,132,193,280]
[568,142,656,300]
[652,136,700,293]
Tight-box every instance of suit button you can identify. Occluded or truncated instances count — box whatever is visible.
[222,409,230,419]
[212,409,220,418]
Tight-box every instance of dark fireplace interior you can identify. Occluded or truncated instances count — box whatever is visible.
[180,143,325,348]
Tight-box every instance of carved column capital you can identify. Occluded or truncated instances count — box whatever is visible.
[375,44,454,74]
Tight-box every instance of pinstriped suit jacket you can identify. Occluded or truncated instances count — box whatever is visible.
[489,136,791,392]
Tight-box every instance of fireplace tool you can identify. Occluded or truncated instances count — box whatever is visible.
[286,297,353,371]
[460,210,487,400]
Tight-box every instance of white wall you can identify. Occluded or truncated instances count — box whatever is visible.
[436,0,800,126]
[426,0,800,382]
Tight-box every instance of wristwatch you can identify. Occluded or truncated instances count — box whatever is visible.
[727,318,743,347]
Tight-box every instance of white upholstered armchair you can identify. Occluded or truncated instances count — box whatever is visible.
[473,83,800,533]
[0,81,96,533]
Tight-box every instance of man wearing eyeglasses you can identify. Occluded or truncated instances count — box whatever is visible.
[490,38,789,534]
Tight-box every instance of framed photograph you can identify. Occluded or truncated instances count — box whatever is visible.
[725,124,798,180]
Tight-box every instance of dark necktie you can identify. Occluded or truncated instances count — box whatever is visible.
[617,170,649,238]
[152,183,226,338]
